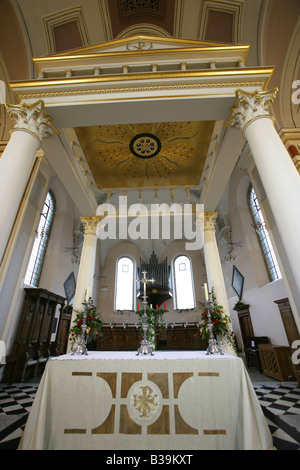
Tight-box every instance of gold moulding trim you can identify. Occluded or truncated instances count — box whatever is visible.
[242,114,275,134]
[10,68,274,89]
[45,33,249,53]
[33,44,251,63]
[16,81,265,101]
[9,127,43,144]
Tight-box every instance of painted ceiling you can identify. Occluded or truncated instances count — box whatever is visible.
[75,120,215,189]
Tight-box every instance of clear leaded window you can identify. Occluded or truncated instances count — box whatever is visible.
[248,185,281,281]
[173,255,195,310]
[115,256,135,311]
[24,191,55,287]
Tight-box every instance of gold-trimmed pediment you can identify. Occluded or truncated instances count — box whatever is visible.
[31,35,250,76]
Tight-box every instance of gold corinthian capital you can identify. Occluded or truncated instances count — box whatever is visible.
[196,212,218,231]
[225,88,278,133]
[81,216,101,235]
[5,100,59,144]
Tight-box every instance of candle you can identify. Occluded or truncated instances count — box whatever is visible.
[85,287,90,302]
[203,283,209,302]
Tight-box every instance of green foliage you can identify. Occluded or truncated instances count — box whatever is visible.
[136,306,167,348]
[199,288,237,353]
[68,298,103,349]
[63,304,73,313]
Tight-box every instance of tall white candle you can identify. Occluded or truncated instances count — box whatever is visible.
[203,283,209,302]
[85,287,90,302]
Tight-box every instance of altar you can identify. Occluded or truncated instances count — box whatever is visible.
[19,351,272,450]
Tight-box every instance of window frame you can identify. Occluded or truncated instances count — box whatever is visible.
[114,255,136,312]
[24,190,56,287]
[248,185,281,282]
[172,254,196,311]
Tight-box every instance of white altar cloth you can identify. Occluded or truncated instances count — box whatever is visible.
[19,351,272,450]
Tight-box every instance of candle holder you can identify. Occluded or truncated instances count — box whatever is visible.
[205,294,223,355]
[72,299,89,355]
[137,271,155,356]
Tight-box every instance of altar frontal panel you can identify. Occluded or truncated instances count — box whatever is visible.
[19,352,272,450]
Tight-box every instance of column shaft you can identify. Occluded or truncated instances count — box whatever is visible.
[202,213,235,355]
[202,213,230,318]
[68,217,99,352]
[0,131,40,262]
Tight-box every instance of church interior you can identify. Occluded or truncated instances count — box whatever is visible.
[0,0,300,451]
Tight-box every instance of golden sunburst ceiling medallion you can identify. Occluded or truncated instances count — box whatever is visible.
[129,133,161,159]
[75,121,215,189]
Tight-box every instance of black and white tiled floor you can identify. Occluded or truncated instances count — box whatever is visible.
[1,377,300,450]
[253,382,300,450]
[0,383,39,449]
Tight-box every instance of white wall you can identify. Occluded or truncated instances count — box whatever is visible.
[220,166,290,350]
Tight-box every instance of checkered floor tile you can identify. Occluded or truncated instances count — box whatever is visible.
[0,384,38,414]
[253,382,300,450]
[0,383,38,449]
[1,381,300,450]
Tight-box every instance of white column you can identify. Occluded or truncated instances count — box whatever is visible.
[202,212,230,316]
[0,100,58,264]
[68,217,99,351]
[226,89,300,315]
[202,213,235,355]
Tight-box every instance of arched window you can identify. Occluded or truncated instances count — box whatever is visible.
[115,256,135,311]
[173,255,195,310]
[25,191,56,287]
[248,185,281,281]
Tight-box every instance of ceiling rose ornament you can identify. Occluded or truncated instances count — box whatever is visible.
[129,133,161,159]
[94,122,198,181]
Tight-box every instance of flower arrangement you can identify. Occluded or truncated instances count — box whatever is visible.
[199,288,237,353]
[136,305,167,349]
[68,298,103,350]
